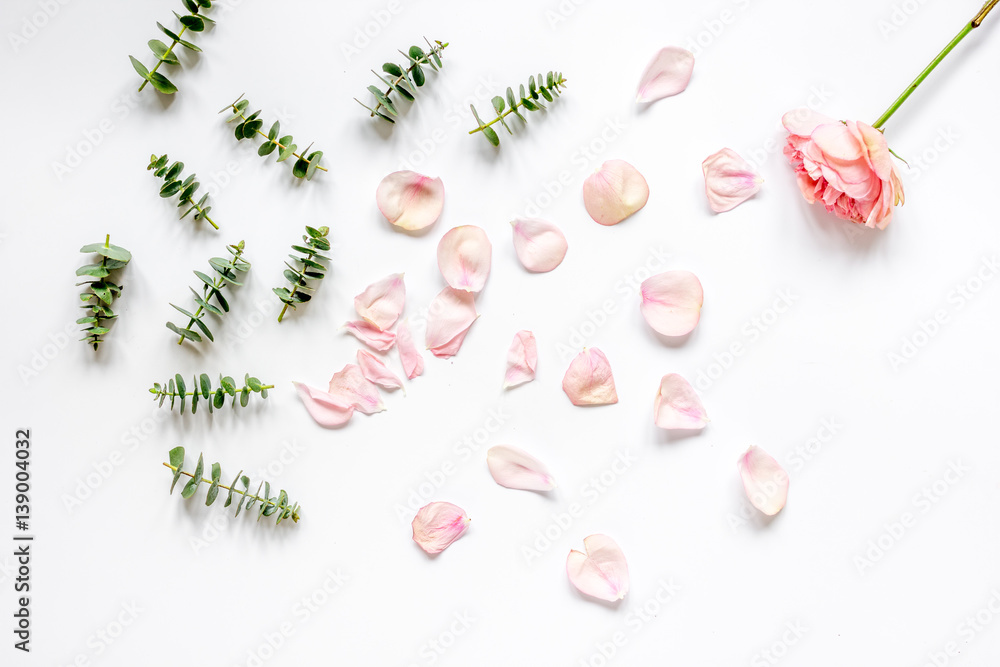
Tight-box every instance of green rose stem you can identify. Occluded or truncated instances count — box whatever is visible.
[873,0,997,130]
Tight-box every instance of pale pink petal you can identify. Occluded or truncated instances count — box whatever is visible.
[640,271,704,336]
[327,364,385,414]
[411,501,471,554]
[343,320,396,351]
[654,373,709,430]
[635,46,694,103]
[293,381,355,428]
[425,287,478,358]
[781,108,837,137]
[396,320,424,379]
[504,330,537,389]
[566,534,629,602]
[510,218,568,273]
[562,348,618,406]
[354,273,406,330]
[376,170,444,231]
[437,225,492,293]
[356,349,404,392]
[702,148,764,213]
[583,160,649,226]
[487,445,555,491]
[737,445,789,516]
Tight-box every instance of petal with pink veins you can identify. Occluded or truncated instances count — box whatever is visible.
[425,287,478,358]
[562,348,618,406]
[654,373,709,430]
[396,320,424,379]
[356,350,404,392]
[487,445,555,491]
[583,160,649,226]
[437,226,492,293]
[566,534,630,602]
[411,501,471,554]
[293,382,355,428]
[376,170,444,231]
[343,320,396,351]
[702,148,764,213]
[504,330,537,389]
[327,364,385,414]
[737,445,789,516]
[510,218,568,272]
[354,273,406,330]
[640,271,704,336]
[635,46,695,103]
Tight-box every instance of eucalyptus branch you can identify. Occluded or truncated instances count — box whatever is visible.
[150,373,272,414]
[147,154,219,229]
[355,38,449,123]
[77,235,132,350]
[130,0,214,95]
[220,95,326,180]
[166,241,250,345]
[469,71,567,146]
[164,447,301,525]
[275,225,331,322]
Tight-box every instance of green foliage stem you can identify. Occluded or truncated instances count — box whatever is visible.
[220,95,326,180]
[274,226,330,322]
[130,0,214,95]
[166,241,250,345]
[469,71,567,146]
[147,154,219,229]
[150,373,272,414]
[77,235,132,350]
[355,38,449,123]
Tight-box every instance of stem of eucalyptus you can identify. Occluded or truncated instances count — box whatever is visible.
[139,25,188,92]
[230,107,328,173]
[161,463,293,514]
[361,41,449,118]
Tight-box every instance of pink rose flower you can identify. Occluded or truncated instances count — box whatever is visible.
[782,108,904,229]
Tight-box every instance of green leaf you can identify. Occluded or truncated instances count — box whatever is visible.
[175,374,186,396]
[224,470,243,507]
[214,388,225,409]
[258,141,277,157]
[409,45,426,60]
[90,284,113,305]
[160,181,182,197]
[276,137,296,162]
[148,39,179,65]
[483,126,500,147]
[76,263,110,278]
[148,72,178,95]
[129,55,151,80]
[168,447,185,493]
[200,373,211,398]
[221,376,236,395]
[247,376,262,391]
[506,87,517,112]
[292,158,308,179]
[367,85,397,116]
[268,120,280,141]
[183,0,199,12]
[178,13,205,31]
[243,120,263,138]
[206,462,222,505]
[491,96,505,114]
[382,62,402,76]
[305,151,322,180]
[181,454,204,499]
[166,321,202,342]
[411,64,425,87]
[240,387,249,407]
[191,316,214,342]
[540,86,553,103]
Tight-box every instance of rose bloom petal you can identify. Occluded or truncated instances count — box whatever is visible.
[437,225,492,293]
[640,271,704,336]
[487,445,555,491]
[343,320,396,352]
[702,148,763,213]
[566,534,630,602]
[354,273,405,330]
[327,363,385,414]
[654,373,709,430]
[376,170,444,231]
[293,381,355,428]
[562,348,618,406]
[583,160,649,226]
[396,319,424,379]
[510,218,568,273]
[738,445,789,516]
[635,46,695,103]
[504,330,537,389]
[412,501,471,554]
[357,350,404,392]
[425,287,478,358]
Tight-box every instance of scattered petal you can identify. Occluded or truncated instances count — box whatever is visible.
[354,273,406,330]
[702,148,764,213]
[737,445,789,516]
[487,445,555,491]
[376,170,444,231]
[640,271,704,337]
[635,46,695,103]
[328,364,385,414]
[425,287,478,358]
[437,226,492,293]
[412,501,471,554]
[293,381,355,428]
[343,320,396,352]
[504,330,537,388]
[510,218,568,273]
[654,373,709,430]
[562,348,618,406]
[397,320,424,379]
[357,350,404,392]
[566,534,630,602]
[583,160,649,226]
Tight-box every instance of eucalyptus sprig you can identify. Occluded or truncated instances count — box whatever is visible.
[150,373,272,414]
[147,154,219,230]
[164,447,301,525]
[166,241,250,345]
[469,71,567,146]
[77,235,132,350]
[129,0,214,95]
[355,38,449,123]
[275,226,330,322]
[220,95,326,180]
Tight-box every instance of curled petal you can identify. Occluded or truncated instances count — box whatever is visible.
[354,273,406,330]
[640,271,704,336]
[566,534,629,602]
[376,170,444,231]
[412,501,471,554]
[425,287,478,358]
[487,445,555,491]
[504,330,537,389]
[654,373,709,430]
[562,348,618,406]
[510,218,568,273]
[702,148,764,213]
[293,382,355,428]
[328,364,385,414]
[738,446,789,516]
[583,160,649,226]
[396,320,424,379]
[357,350,404,392]
[635,46,695,103]
[343,320,396,352]
[437,225,492,293]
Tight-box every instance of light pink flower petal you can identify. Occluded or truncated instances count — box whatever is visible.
[781,108,837,137]
[437,225,492,293]
[738,445,789,516]
[635,46,695,103]
[354,273,406,330]
[504,330,537,389]
[396,320,424,379]
[425,287,478,358]
[327,364,385,414]
[640,271,704,336]
[562,348,618,406]
[343,320,396,352]
[654,373,709,430]
[293,381,355,428]
[510,218,568,272]
[702,148,764,213]
[376,170,444,231]
[411,501,471,554]
[487,445,555,491]
[566,534,629,602]
[356,350,404,392]
[583,160,649,226]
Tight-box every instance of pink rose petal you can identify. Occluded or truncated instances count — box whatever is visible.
[635,46,695,103]
[640,271,704,336]
[425,287,478,359]
[654,373,709,430]
[376,170,444,231]
[356,349,404,392]
[487,445,555,491]
[510,218,568,273]
[411,501,471,554]
[343,320,396,352]
[396,320,424,379]
[562,348,618,406]
[437,225,492,293]
[702,148,764,213]
[504,330,537,389]
[583,160,649,226]
[738,445,789,516]
[327,363,385,414]
[293,381,355,428]
[566,534,630,602]
[354,273,406,330]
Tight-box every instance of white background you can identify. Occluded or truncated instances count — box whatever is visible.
[3,0,1000,665]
